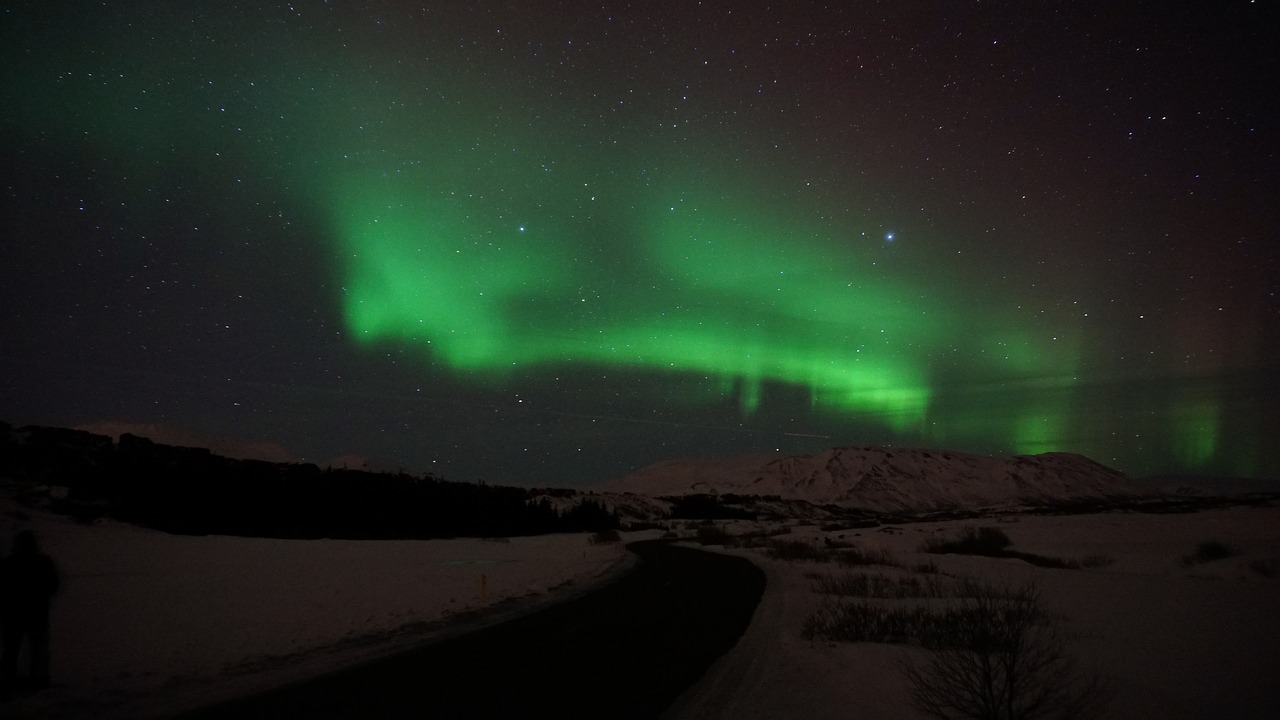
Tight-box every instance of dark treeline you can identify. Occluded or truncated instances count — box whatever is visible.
[0,423,618,539]
[665,493,759,520]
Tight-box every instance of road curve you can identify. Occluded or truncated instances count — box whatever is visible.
[177,540,765,720]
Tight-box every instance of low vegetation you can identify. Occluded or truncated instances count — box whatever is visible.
[691,523,791,548]
[922,526,1084,569]
[665,494,757,520]
[922,526,1014,555]
[1181,540,1238,565]
[835,546,901,568]
[588,529,622,544]
[804,601,932,644]
[767,539,829,562]
[809,571,963,599]
[901,584,1112,720]
[695,524,733,546]
[756,538,902,566]
[1249,558,1279,578]
[805,578,1111,719]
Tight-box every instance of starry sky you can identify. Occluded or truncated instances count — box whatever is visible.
[2,1,1277,485]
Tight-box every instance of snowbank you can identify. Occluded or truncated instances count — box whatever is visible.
[0,502,628,718]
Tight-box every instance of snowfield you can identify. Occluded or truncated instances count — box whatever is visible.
[0,501,629,718]
[663,504,1280,720]
[4,491,1277,719]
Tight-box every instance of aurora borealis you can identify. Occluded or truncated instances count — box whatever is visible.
[2,2,1276,484]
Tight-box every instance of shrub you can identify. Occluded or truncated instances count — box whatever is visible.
[803,601,930,643]
[923,526,1012,555]
[1012,552,1081,570]
[805,587,1002,644]
[735,533,770,549]
[836,546,900,567]
[1249,558,1279,578]
[1182,540,1238,565]
[804,579,1112,719]
[588,529,622,545]
[812,571,900,597]
[1079,554,1116,569]
[768,539,829,562]
[695,524,732,545]
[922,527,1082,570]
[902,583,1111,719]
[811,571,959,599]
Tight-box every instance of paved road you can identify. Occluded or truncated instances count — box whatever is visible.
[177,540,765,719]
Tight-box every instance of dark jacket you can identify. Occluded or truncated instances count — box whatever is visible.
[0,532,59,621]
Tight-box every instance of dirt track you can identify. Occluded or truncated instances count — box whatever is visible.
[177,540,765,719]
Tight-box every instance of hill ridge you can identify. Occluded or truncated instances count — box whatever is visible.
[610,446,1133,513]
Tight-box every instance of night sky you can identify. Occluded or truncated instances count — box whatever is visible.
[2,2,1276,485]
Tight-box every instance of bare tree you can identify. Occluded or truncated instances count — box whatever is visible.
[901,582,1110,720]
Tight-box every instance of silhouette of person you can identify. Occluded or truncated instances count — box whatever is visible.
[0,530,59,692]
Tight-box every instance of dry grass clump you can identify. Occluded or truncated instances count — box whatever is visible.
[804,579,1025,643]
[1181,539,1238,566]
[760,538,901,566]
[1248,558,1279,578]
[695,524,733,545]
[835,545,901,567]
[809,571,982,599]
[804,601,930,644]
[588,529,622,544]
[922,526,1083,569]
[922,526,1013,555]
[767,539,829,561]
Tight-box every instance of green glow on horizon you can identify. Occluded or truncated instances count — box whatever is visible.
[1171,394,1220,469]
[1013,413,1066,455]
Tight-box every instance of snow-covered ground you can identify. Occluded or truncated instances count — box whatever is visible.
[0,501,629,718]
[664,504,1280,720]
[4,492,1276,719]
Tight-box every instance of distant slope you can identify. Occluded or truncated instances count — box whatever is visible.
[606,453,785,497]
[608,447,1133,513]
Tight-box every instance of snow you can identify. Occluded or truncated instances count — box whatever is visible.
[4,486,1276,719]
[0,501,629,718]
[663,505,1280,719]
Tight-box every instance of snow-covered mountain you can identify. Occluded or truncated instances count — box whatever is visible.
[608,447,1133,513]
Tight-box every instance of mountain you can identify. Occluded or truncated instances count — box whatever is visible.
[608,446,1134,513]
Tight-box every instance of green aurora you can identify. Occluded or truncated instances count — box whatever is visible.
[2,3,1272,481]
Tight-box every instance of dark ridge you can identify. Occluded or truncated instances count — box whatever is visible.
[0,422,618,540]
